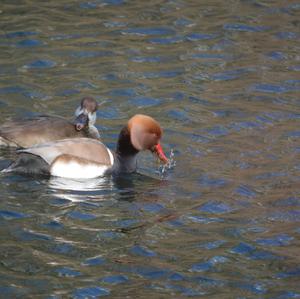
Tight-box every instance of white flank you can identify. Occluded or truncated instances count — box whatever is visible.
[50,160,109,179]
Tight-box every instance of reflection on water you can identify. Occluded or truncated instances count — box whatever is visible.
[48,176,114,202]
[1,0,300,298]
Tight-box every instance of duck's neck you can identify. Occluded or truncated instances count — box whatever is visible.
[113,126,138,173]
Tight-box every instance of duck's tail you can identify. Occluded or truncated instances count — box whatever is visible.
[1,153,50,176]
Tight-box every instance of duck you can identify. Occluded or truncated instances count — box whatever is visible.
[2,114,169,179]
[2,114,168,179]
[0,96,100,148]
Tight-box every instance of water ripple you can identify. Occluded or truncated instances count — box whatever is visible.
[16,39,43,47]
[72,286,110,298]
[55,267,82,277]
[68,211,97,220]
[190,255,228,272]
[121,27,176,36]
[129,97,162,107]
[185,33,217,41]
[199,201,234,214]
[0,210,29,220]
[1,0,299,297]
[224,23,269,32]
[5,31,38,38]
[149,36,183,44]
[82,256,106,266]
[130,245,157,257]
[255,234,294,246]
[101,275,129,284]
[24,59,56,69]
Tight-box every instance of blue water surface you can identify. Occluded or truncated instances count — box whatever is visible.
[0,0,299,298]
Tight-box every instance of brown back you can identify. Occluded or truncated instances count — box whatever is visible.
[0,116,87,148]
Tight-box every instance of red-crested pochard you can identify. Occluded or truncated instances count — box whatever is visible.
[3,114,168,178]
[0,96,100,148]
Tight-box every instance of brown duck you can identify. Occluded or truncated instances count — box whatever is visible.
[0,96,100,148]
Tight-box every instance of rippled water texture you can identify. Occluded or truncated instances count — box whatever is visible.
[0,0,300,298]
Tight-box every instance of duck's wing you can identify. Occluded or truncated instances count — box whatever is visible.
[0,116,84,147]
[15,138,114,178]
[21,138,114,166]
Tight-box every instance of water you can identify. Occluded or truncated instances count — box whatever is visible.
[0,0,299,297]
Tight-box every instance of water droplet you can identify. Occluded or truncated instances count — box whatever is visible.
[158,149,176,178]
